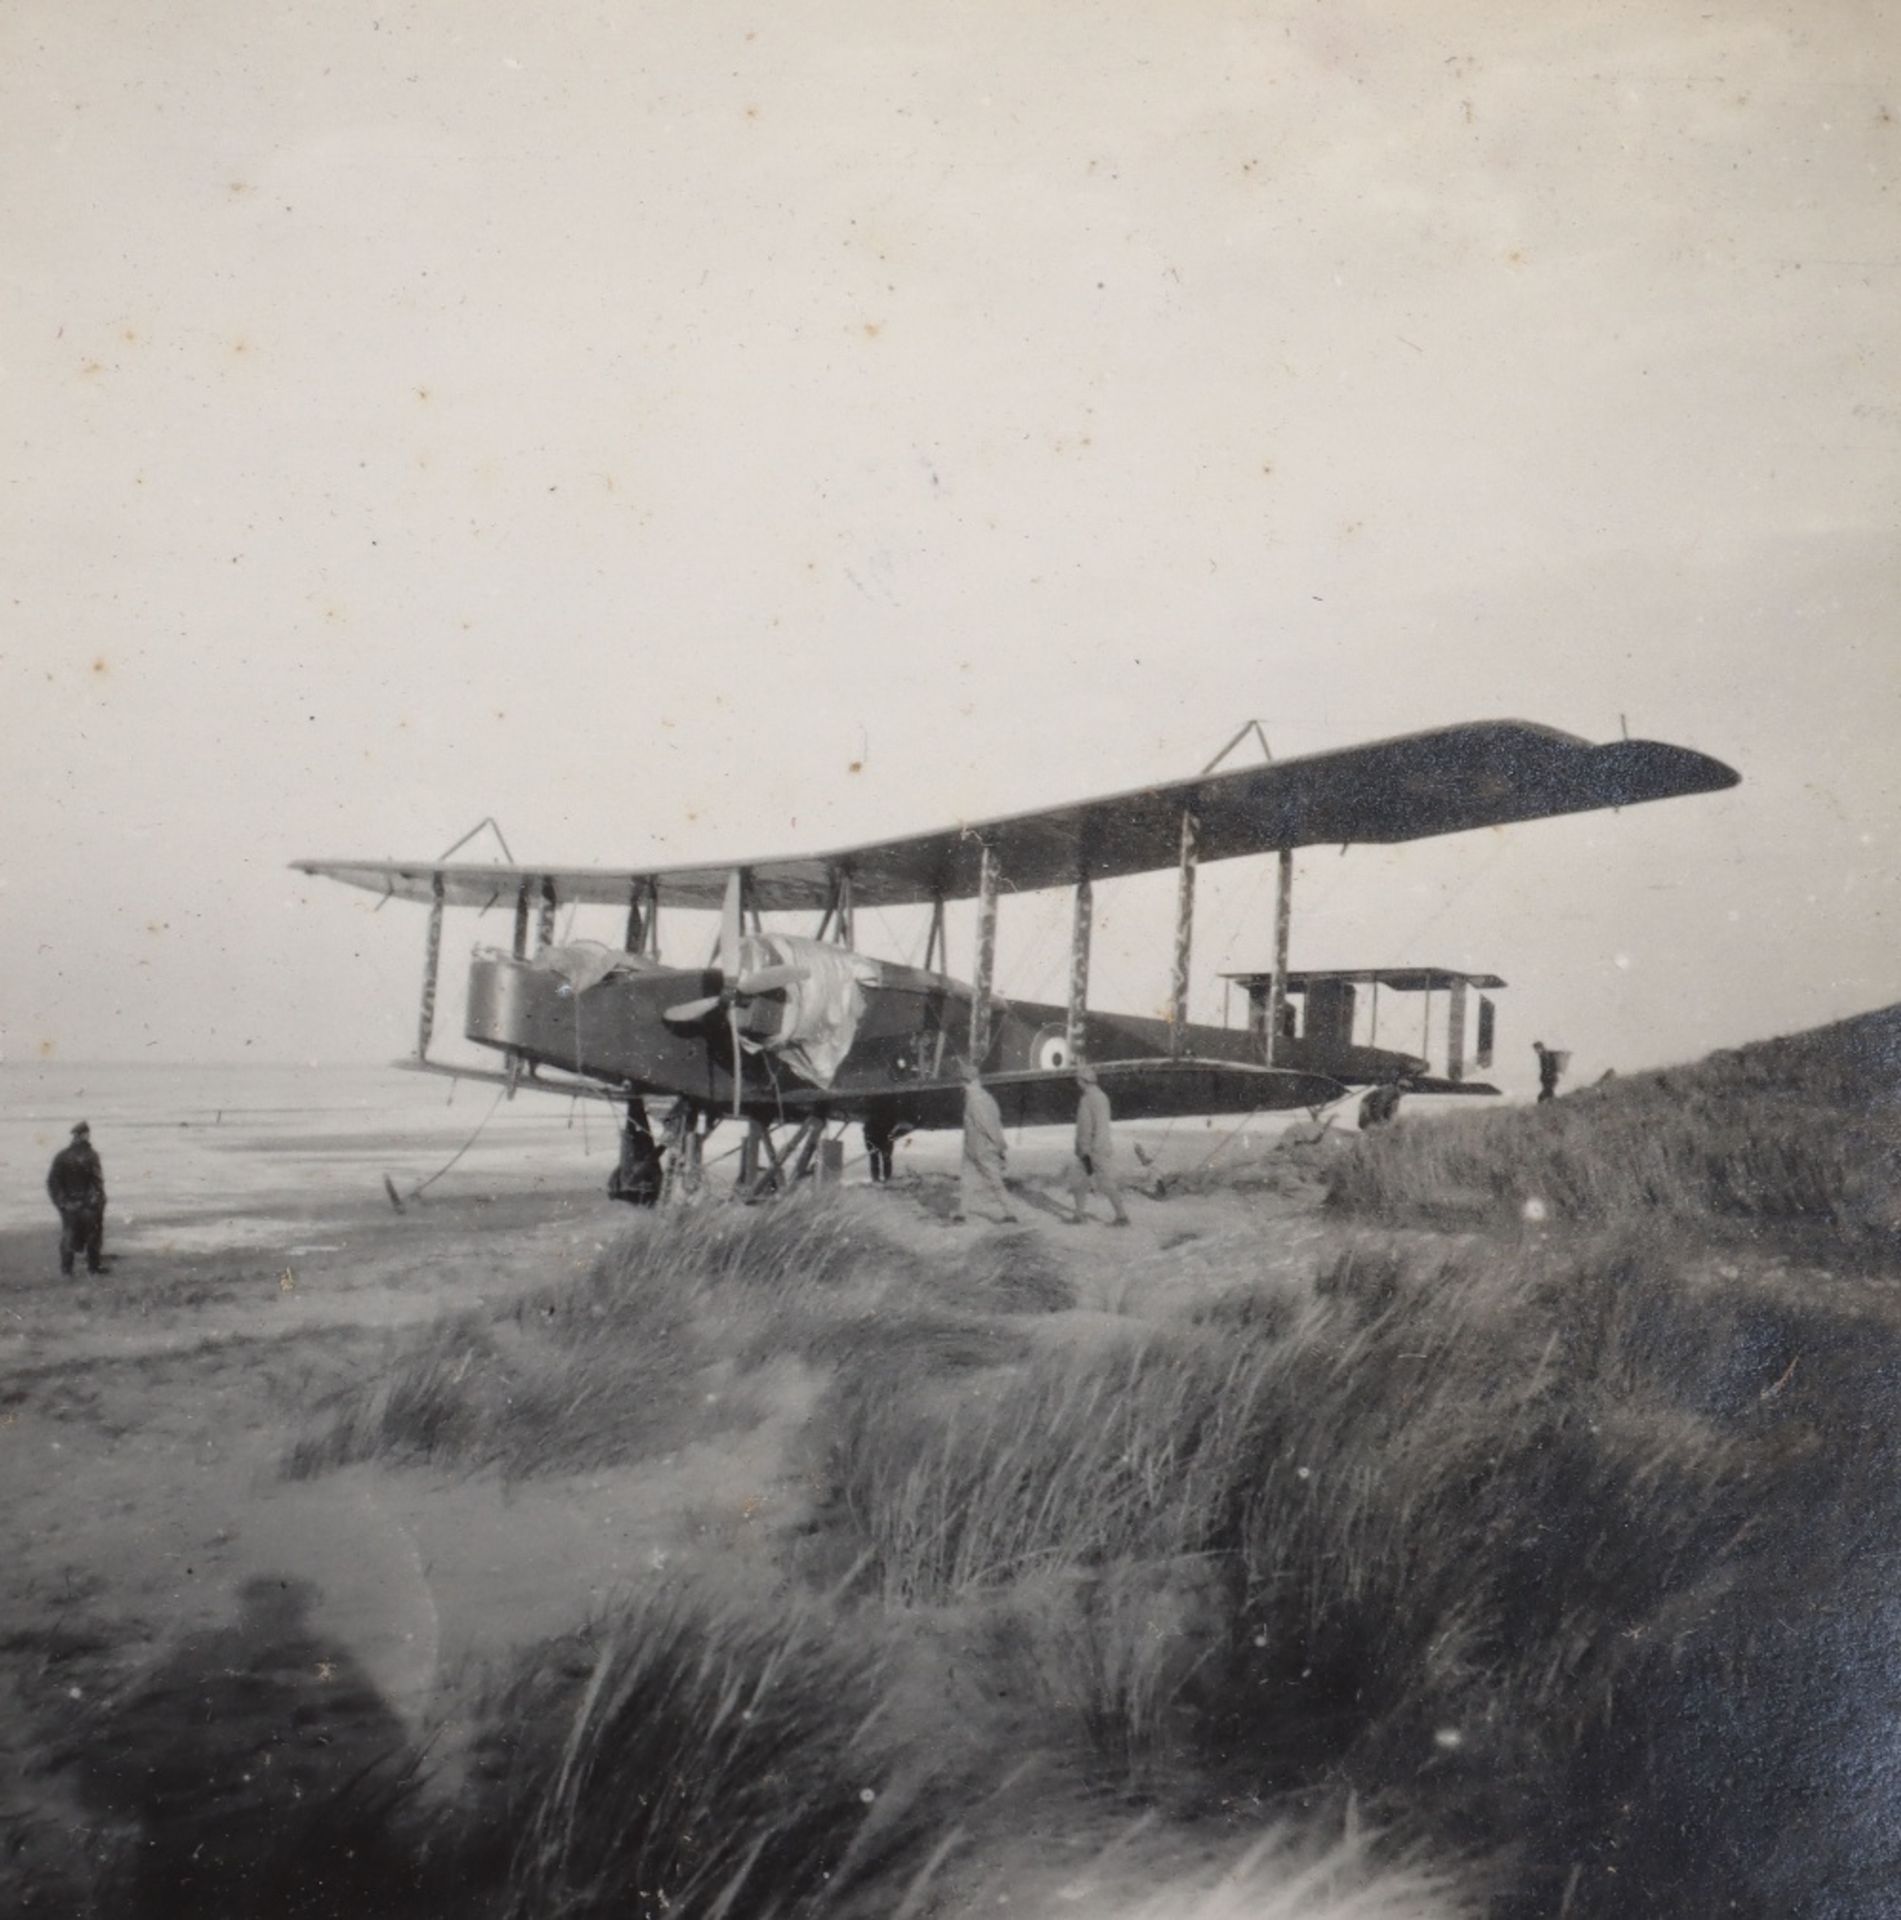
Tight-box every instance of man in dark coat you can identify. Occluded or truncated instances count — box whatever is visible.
[864,1113,899,1185]
[47,1121,106,1276]
[1533,1041,1564,1104]
[1358,1078,1405,1130]
[608,1099,663,1207]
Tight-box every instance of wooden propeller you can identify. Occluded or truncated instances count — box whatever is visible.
[660,872,809,1113]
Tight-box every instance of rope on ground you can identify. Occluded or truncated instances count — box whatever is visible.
[1161,1093,1332,1189]
[1179,1104,1274,1178]
[392,1087,510,1204]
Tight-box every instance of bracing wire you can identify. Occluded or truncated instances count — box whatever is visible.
[1206,856,1274,972]
[1388,839,1507,954]
[1006,885,1074,1007]
[870,904,923,966]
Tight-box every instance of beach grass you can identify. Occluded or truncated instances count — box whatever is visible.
[1326,1003,1901,1236]
[450,1584,950,1920]
[41,1007,1901,1918]
[808,1188,1901,1914]
[284,1200,1054,1481]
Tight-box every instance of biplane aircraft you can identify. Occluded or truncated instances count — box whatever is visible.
[294,719,1736,1193]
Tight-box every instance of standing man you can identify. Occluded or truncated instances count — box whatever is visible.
[952,1064,1018,1225]
[47,1121,107,1277]
[1532,1041,1564,1104]
[1067,1064,1131,1227]
[864,1113,898,1186]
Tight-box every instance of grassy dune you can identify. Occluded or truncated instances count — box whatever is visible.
[285,1207,1058,1480]
[46,1008,1901,1917]
[1328,1003,1901,1235]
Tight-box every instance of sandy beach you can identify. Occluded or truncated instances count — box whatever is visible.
[1,1064,1349,1910]
[8,1031,1899,1919]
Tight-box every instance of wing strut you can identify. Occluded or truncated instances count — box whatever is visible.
[1200,717,1274,774]
[1169,808,1199,1058]
[923,894,947,974]
[536,877,557,952]
[970,842,999,1065]
[813,868,856,948]
[1067,877,1093,1058]
[1265,849,1293,1065]
[417,871,445,1061]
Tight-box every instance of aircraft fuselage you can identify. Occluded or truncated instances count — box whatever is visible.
[464,948,1431,1125]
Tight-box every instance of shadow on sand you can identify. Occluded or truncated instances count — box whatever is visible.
[71,1574,431,1918]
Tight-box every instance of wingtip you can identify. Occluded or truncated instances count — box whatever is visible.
[1610,738,1743,802]
[1666,743,1743,794]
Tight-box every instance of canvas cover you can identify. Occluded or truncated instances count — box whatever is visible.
[525,936,868,1086]
[738,934,878,1087]
[532,941,635,996]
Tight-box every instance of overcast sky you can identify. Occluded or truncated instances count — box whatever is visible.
[3,0,1896,1092]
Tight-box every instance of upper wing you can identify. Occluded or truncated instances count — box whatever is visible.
[1256,967,1509,993]
[293,719,1738,913]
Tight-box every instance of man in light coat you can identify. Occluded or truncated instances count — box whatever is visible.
[1067,1064,1130,1227]
[953,1063,1018,1225]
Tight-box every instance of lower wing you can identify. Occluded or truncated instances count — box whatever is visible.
[779,1058,1353,1131]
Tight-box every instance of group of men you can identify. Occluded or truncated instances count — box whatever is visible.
[952,1060,1130,1229]
[47,1038,1571,1266]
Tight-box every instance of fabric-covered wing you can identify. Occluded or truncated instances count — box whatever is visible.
[293,719,1737,912]
[776,1058,1351,1131]
[1243,967,1509,993]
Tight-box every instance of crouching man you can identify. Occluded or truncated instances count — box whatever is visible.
[1358,1076,1405,1130]
[608,1101,663,1207]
